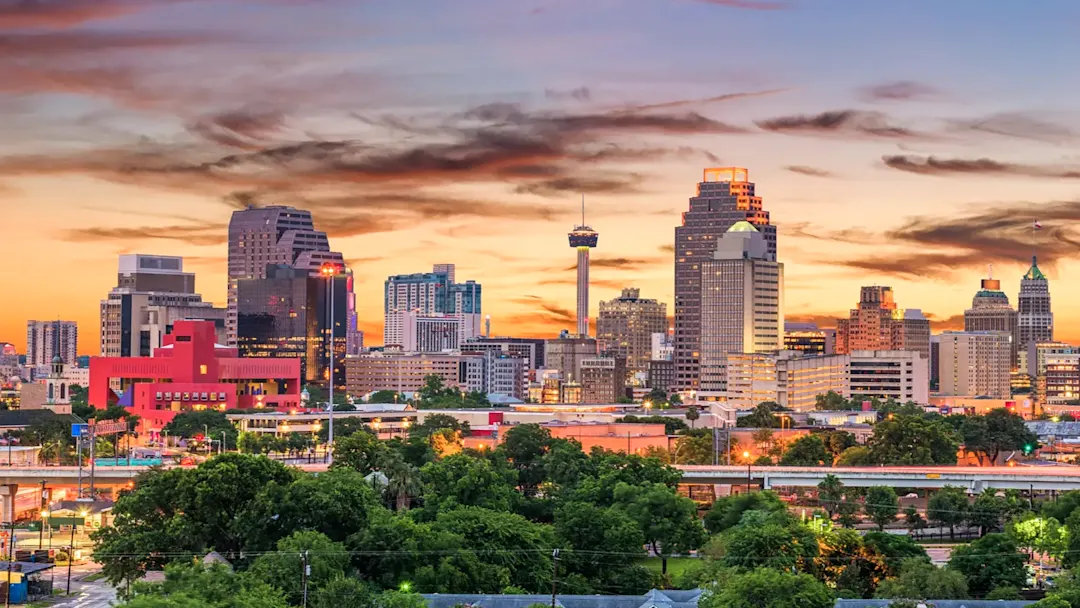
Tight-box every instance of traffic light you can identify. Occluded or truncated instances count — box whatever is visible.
[1023,444,1035,455]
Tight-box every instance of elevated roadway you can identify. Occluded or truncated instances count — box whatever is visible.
[677,465,1080,491]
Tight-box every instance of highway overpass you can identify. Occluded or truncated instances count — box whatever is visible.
[677,465,1080,491]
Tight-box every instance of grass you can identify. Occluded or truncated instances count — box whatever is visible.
[639,556,697,578]
[82,572,105,582]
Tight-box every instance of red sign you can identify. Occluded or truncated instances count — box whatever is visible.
[90,421,129,435]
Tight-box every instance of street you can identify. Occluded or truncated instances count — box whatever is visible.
[50,564,116,608]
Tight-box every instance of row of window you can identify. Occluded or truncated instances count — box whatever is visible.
[156,391,228,401]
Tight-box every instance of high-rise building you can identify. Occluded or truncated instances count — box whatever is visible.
[568,198,599,337]
[1044,353,1080,406]
[724,351,850,411]
[674,167,775,390]
[482,351,526,400]
[698,221,783,396]
[597,288,667,376]
[1018,256,1053,353]
[400,312,461,353]
[647,360,675,393]
[545,332,598,382]
[580,357,626,404]
[227,205,348,346]
[383,265,482,347]
[651,333,674,361]
[938,331,1013,399]
[100,255,226,358]
[236,264,351,388]
[964,271,1019,367]
[835,286,930,360]
[784,322,836,355]
[849,350,929,404]
[345,352,485,395]
[461,337,546,371]
[26,320,78,366]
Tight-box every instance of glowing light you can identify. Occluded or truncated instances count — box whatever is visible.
[40,510,48,518]
[742,451,751,459]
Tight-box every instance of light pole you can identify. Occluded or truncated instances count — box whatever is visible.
[320,263,340,455]
[221,431,226,455]
[743,451,752,494]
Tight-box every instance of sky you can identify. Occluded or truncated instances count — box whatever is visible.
[3,0,1080,353]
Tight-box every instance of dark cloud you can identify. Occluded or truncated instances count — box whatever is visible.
[785,165,834,178]
[658,244,675,254]
[756,110,920,139]
[882,155,1080,179]
[694,0,790,10]
[544,87,591,101]
[948,113,1078,144]
[0,0,158,28]
[514,175,642,197]
[508,296,575,325]
[0,31,219,57]
[60,221,228,246]
[858,81,941,102]
[785,221,876,245]
[626,88,789,112]
[187,108,287,150]
[562,256,666,272]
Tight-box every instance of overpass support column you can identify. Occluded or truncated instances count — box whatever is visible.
[0,484,17,524]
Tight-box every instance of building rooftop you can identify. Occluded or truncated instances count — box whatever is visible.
[1025,255,1047,281]
[727,220,759,233]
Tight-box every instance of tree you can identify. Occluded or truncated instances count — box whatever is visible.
[163,410,237,446]
[722,511,818,572]
[700,568,834,608]
[615,415,688,436]
[867,415,960,465]
[862,532,930,578]
[686,405,700,429]
[501,424,553,494]
[968,489,1007,536]
[118,562,289,608]
[928,486,969,540]
[1009,513,1067,564]
[751,428,775,454]
[961,409,1039,466]
[553,502,648,591]
[613,481,706,574]
[332,430,387,474]
[410,413,470,439]
[875,559,968,600]
[381,454,422,511]
[737,402,784,428]
[369,390,405,404]
[817,474,844,520]
[248,531,351,605]
[836,499,861,529]
[672,431,714,465]
[865,486,900,531]
[948,533,1027,597]
[68,384,95,420]
[318,417,374,443]
[704,490,788,534]
[312,577,374,608]
[822,431,858,457]
[833,446,873,466]
[1043,490,1080,522]
[904,506,926,535]
[431,506,555,592]
[780,435,831,466]
[418,453,518,515]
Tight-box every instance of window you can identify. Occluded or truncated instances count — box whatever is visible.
[200,365,208,375]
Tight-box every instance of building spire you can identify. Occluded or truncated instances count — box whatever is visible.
[581,193,585,226]
[988,264,993,280]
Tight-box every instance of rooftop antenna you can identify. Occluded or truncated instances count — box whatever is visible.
[580,194,585,226]
[988,264,993,280]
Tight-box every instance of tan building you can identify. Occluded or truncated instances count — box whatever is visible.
[849,350,929,403]
[579,357,627,404]
[597,288,667,376]
[964,274,1020,368]
[836,286,930,360]
[544,335,598,382]
[1044,353,1080,406]
[938,331,1012,399]
[345,352,484,396]
[724,351,849,411]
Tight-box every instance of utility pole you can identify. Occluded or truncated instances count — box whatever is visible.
[37,481,45,550]
[301,551,310,608]
[6,521,16,608]
[88,421,96,500]
[550,548,560,608]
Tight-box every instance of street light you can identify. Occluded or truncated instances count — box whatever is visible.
[743,451,752,495]
[643,400,652,411]
[320,262,340,454]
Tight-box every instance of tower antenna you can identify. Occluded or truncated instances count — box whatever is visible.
[581,194,585,226]
[988,264,993,280]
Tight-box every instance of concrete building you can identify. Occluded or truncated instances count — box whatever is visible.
[597,288,667,376]
[1018,256,1053,353]
[938,331,1013,399]
[651,332,674,361]
[26,320,77,366]
[849,350,929,403]
[784,322,836,355]
[580,357,626,404]
[384,265,481,347]
[236,264,351,388]
[836,286,930,360]
[461,337,546,371]
[400,312,462,353]
[1024,341,1076,379]
[483,351,526,400]
[100,255,226,358]
[568,198,599,337]
[648,359,675,392]
[345,352,485,395]
[1044,353,1080,406]
[964,272,1020,367]
[674,167,776,390]
[724,351,850,411]
[229,405,416,441]
[698,221,783,397]
[227,205,349,346]
[545,333,598,382]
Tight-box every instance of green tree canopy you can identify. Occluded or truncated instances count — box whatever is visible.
[874,559,968,600]
[722,510,818,572]
[864,486,899,531]
[117,562,289,608]
[332,429,388,475]
[418,453,518,516]
[163,410,237,445]
[248,531,352,605]
[948,533,1027,597]
[700,568,834,608]
[780,435,832,466]
[927,486,969,540]
[615,415,688,435]
[613,481,706,573]
[867,415,960,465]
[736,402,786,428]
[960,409,1039,465]
[704,490,787,534]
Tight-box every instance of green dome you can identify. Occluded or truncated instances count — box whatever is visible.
[727,221,759,233]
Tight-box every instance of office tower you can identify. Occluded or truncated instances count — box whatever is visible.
[835,286,930,359]
[100,255,226,358]
[849,350,929,403]
[724,351,850,411]
[227,205,347,346]
[400,311,462,353]
[568,198,599,337]
[580,357,626,403]
[236,264,351,388]
[545,331,598,381]
[345,352,485,395]
[938,331,1012,399]
[647,360,675,392]
[383,265,482,347]
[461,337,546,371]
[784,322,836,355]
[698,222,783,395]
[1018,256,1053,352]
[1043,353,1080,405]
[483,351,526,400]
[964,270,1020,367]
[651,333,674,361]
[26,320,78,366]
[597,288,667,376]
[674,167,776,390]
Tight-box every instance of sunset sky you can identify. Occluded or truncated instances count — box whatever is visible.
[4,0,1080,354]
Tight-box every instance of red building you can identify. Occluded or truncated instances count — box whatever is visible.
[89,320,302,433]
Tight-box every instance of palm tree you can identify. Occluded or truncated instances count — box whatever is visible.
[686,405,700,429]
[381,455,421,511]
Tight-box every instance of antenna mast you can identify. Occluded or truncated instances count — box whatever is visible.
[580,194,585,226]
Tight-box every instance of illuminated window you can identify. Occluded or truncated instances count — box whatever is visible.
[200,365,208,375]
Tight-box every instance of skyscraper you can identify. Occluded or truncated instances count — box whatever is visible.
[938,331,1012,399]
[100,255,226,357]
[568,197,599,337]
[674,167,775,390]
[383,264,482,348]
[597,288,667,376]
[964,269,1019,367]
[1018,256,1053,352]
[835,286,930,360]
[26,320,78,366]
[698,221,783,396]
[227,205,348,346]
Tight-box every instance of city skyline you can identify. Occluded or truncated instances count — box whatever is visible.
[4,0,1080,351]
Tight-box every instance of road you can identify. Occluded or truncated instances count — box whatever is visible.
[51,564,116,608]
